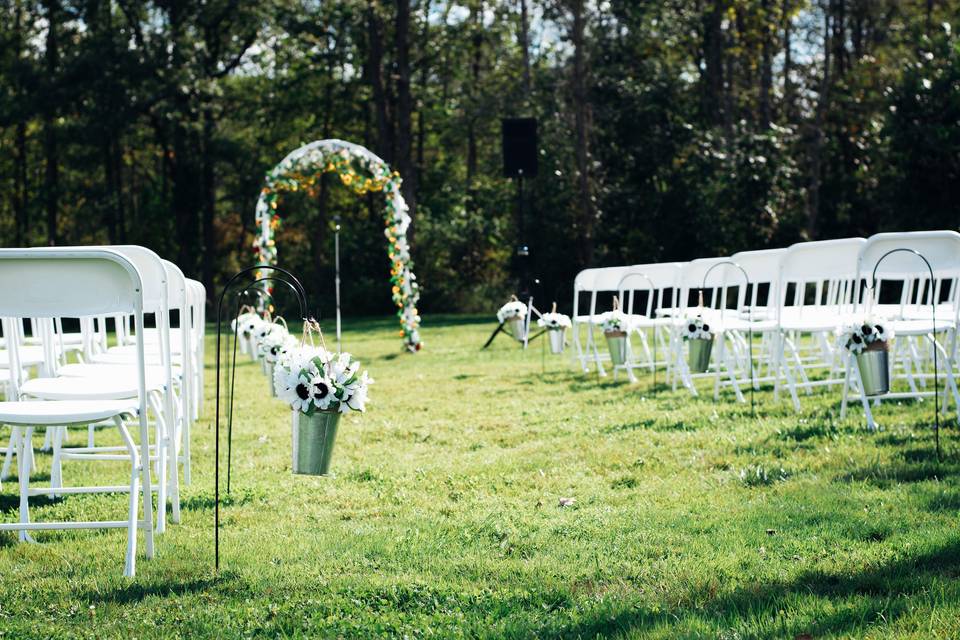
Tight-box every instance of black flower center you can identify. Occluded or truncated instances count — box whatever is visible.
[702,323,710,332]
[861,325,872,335]
[270,346,280,355]
[295,383,310,400]
[688,323,697,332]
[313,382,330,399]
[852,334,863,344]
[875,324,884,334]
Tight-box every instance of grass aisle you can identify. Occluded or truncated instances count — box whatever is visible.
[1,314,959,639]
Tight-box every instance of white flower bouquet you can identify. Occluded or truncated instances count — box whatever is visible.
[274,346,373,415]
[600,310,628,336]
[497,299,528,324]
[681,316,714,341]
[838,318,894,354]
[537,312,572,330]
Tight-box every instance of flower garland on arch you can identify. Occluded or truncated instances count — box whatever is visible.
[253,139,422,351]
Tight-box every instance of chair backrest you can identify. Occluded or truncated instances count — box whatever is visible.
[728,248,787,312]
[856,230,960,320]
[616,263,683,317]
[572,266,635,318]
[0,249,142,317]
[678,257,730,314]
[0,249,146,396]
[777,237,865,319]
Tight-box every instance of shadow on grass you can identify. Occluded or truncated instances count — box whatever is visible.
[80,574,229,606]
[515,538,960,639]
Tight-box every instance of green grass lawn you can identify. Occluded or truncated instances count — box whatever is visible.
[1,314,959,639]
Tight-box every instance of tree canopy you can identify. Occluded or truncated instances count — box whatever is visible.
[1,0,957,314]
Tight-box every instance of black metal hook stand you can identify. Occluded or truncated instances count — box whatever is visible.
[215,265,309,572]
[701,261,755,417]
[869,248,941,460]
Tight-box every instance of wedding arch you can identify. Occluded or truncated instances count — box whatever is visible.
[253,139,422,351]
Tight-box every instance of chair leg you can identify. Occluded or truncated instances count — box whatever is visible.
[1,426,18,481]
[49,426,64,498]
[17,427,35,543]
[148,393,167,534]
[115,417,140,578]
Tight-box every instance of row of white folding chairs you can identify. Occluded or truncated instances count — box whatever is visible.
[571,231,960,428]
[0,246,203,576]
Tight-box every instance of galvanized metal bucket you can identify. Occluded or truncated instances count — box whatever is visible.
[605,332,628,365]
[548,329,565,354]
[266,361,277,397]
[688,338,713,373]
[292,410,341,476]
[856,348,890,396]
[506,316,527,342]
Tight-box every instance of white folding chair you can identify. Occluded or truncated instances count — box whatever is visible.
[773,238,865,411]
[19,246,180,532]
[841,231,960,429]
[0,248,155,577]
[615,263,682,383]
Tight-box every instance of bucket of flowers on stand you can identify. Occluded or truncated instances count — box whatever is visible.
[253,317,285,373]
[273,331,373,476]
[683,316,714,374]
[497,297,528,342]
[601,300,629,366]
[538,303,571,354]
[258,321,297,397]
[231,308,261,356]
[840,319,893,396]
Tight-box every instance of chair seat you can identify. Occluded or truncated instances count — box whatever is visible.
[58,362,182,381]
[21,375,164,401]
[90,352,181,367]
[889,319,944,335]
[109,342,183,357]
[0,346,47,368]
[25,332,84,347]
[0,399,138,426]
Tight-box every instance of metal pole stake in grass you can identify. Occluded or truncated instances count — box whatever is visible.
[870,248,941,460]
[215,265,309,572]
[701,261,755,416]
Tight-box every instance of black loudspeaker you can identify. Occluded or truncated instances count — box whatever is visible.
[502,117,538,178]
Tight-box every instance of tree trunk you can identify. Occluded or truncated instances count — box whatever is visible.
[12,0,27,246]
[466,1,483,186]
[806,2,832,239]
[519,0,532,102]
[43,0,60,245]
[366,1,393,163]
[415,0,430,180]
[201,107,216,300]
[782,0,794,122]
[759,0,773,127]
[395,0,417,228]
[104,137,119,243]
[570,0,594,267]
[702,0,726,126]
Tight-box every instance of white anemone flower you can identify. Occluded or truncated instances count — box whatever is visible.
[497,300,527,323]
[343,371,373,413]
[682,316,713,341]
[309,374,336,411]
[277,369,313,412]
[537,312,572,330]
